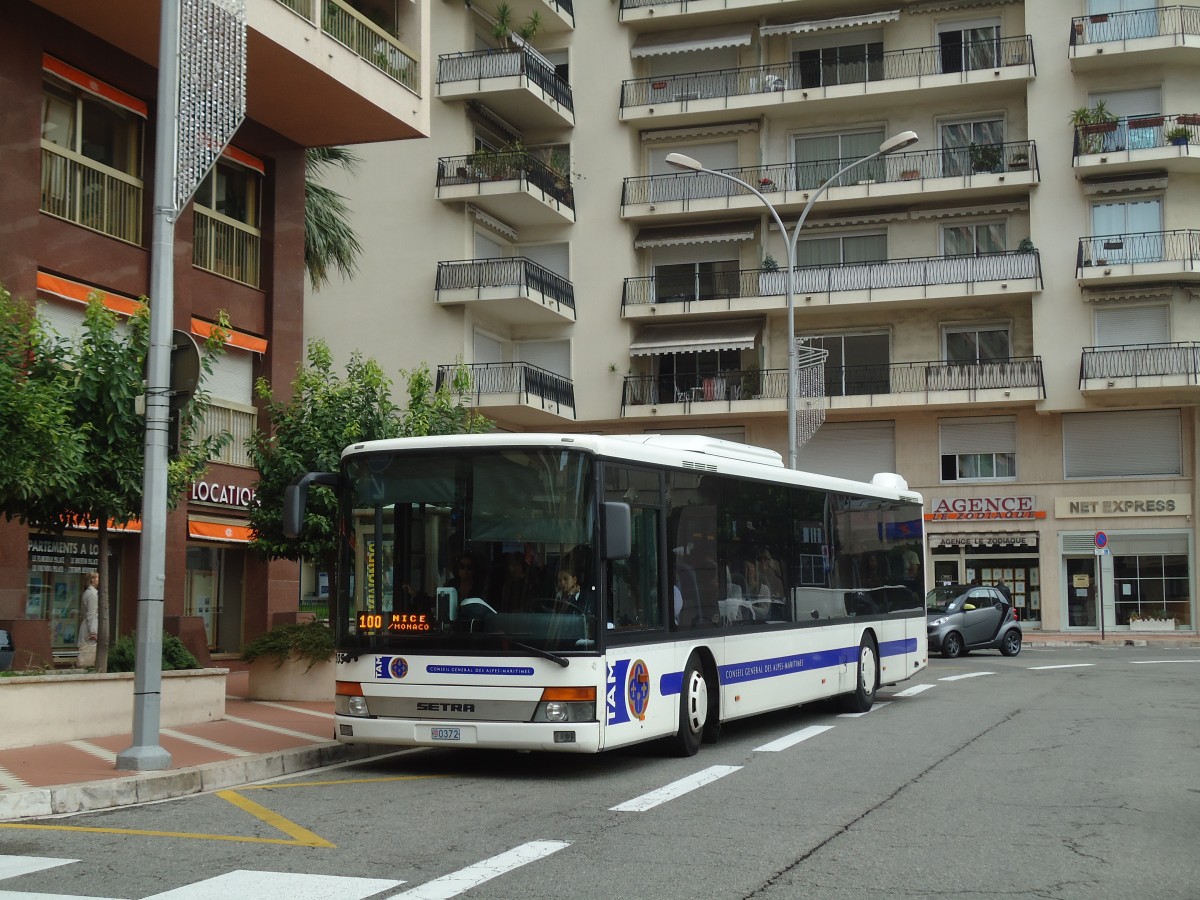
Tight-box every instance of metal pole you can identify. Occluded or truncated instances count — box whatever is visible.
[117,0,179,772]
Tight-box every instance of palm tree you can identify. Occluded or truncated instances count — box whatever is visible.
[304,146,364,291]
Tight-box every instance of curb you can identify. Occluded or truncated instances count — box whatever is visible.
[0,742,383,822]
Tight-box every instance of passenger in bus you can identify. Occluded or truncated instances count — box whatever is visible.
[448,553,482,601]
[555,564,582,609]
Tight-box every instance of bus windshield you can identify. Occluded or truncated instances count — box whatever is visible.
[337,447,596,656]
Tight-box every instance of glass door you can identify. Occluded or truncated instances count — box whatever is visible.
[1065,556,1099,628]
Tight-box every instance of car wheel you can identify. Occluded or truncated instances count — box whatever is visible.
[673,655,707,757]
[839,635,878,713]
[941,631,964,659]
[1000,629,1022,657]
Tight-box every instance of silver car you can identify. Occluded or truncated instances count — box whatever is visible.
[927,585,1022,659]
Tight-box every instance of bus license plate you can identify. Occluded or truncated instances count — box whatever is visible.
[431,727,461,741]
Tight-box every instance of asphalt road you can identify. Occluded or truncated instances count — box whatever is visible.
[2,645,1198,900]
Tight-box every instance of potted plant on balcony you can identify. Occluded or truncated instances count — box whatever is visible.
[1165,124,1191,146]
[900,168,921,180]
[969,143,1003,173]
[1176,113,1200,126]
[1071,102,1118,153]
[759,176,777,191]
[1009,149,1030,170]
[741,365,761,399]
[758,253,783,295]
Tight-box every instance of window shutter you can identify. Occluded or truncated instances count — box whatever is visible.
[649,141,738,176]
[1094,306,1169,346]
[795,421,895,482]
[939,416,1016,455]
[516,339,571,378]
[521,242,570,278]
[1063,409,1181,477]
[37,299,87,344]
[203,348,254,405]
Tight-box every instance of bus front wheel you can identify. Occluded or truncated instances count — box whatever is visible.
[674,656,708,757]
[839,635,878,714]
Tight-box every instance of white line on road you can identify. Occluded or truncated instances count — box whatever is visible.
[0,766,30,791]
[386,842,570,900]
[159,729,255,757]
[893,683,936,697]
[144,870,402,900]
[1028,664,1095,670]
[755,725,834,752]
[66,740,117,763]
[1130,659,1200,665]
[0,856,77,882]
[938,672,995,681]
[236,701,335,721]
[838,702,890,719]
[222,715,329,742]
[610,765,742,812]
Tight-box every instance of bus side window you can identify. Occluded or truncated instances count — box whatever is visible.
[603,465,663,632]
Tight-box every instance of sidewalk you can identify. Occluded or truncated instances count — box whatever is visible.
[0,670,378,822]
[2,632,1196,821]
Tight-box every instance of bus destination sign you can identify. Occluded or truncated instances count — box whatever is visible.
[358,612,432,633]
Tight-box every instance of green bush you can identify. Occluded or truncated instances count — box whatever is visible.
[108,631,201,672]
[242,619,334,672]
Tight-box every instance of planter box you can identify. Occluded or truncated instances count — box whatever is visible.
[1129,618,1176,632]
[246,655,335,702]
[0,668,226,751]
[1175,115,1200,126]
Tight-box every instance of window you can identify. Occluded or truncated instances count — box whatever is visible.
[939,118,1004,176]
[793,128,886,188]
[944,325,1010,362]
[940,416,1016,482]
[803,332,890,397]
[193,157,262,287]
[40,75,144,243]
[1091,198,1163,263]
[604,466,664,633]
[1063,409,1181,477]
[656,350,742,401]
[654,260,739,302]
[1114,538,1190,627]
[943,222,1006,256]
[792,37,884,88]
[196,348,256,467]
[797,231,887,267]
[938,20,1000,73]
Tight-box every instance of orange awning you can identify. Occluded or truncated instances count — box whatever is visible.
[188,521,253,543]
[43,54,148,118]
[37,272,143,317]
[190,318,268,354]
[223,145,266,176]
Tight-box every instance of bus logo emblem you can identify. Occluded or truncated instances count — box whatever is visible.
[376,656,409,679]
[627,659,650,721]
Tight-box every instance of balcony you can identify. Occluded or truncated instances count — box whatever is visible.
[435,258,575,323]
[1080,342,1200,404]
[29,0,428,146]
[621,142,1038,221]
[39,144,142,244]
[1077,230,1200,285]
[621,358,1045,417]
[1073,114,1199,175]
[621,251,1043,318]
[436,152,575,226]
[618,0,859,28]
[437,48,574,130]
[1070,6,1200,70]
[490,0,575,34]
[619,36,1035,126]
[438,362,576,423]
[193,208,261,288]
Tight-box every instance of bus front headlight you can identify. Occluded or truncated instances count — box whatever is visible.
[533,687,597,723]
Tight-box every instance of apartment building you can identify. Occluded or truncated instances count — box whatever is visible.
[0,0,429,666]
[305,0,1199,636]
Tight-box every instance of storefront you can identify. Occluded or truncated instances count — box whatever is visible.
[25,532,129,654]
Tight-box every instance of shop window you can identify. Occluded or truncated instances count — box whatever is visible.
[940,416,1016,483]
[192,158,262,288]
[1114,552,1191,627]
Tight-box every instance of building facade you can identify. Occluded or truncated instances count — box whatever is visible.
[305,0,1199,636]
[0,0,430,666]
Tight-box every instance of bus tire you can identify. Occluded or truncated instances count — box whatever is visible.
[839,635,878,714]
[674,655,707,757]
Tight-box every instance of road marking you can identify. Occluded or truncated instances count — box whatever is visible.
[0,890,125,900]
[0,856,76,881]
[144,870,402,899]
[838,701,890,719]
[893,683,936,697]
[1131,659,1200,665]
[1028,664,1095,670]
[938,672,995,681]
[236,701,335,721]
[755,724,833,752]
[610,765,741,812]
[221,715,329,742]
[67,740,118,763]
[215,790,335,847]
[386,841,570,900]
[0,766,30,791]
[159,729,255,757]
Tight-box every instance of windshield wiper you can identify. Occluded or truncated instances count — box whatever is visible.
[508,638,570,668]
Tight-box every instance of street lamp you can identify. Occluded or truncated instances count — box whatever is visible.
[666,130,918,469]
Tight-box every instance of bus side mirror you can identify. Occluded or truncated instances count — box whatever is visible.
[283,472,340,538]
[602,501,631,561]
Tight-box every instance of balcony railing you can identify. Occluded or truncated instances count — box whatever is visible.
[193,208,262,288]
[436,152,575,210]
[622,251,1042,308]
[436,258,575,310]
[622,142,1036,207]
[1070,6,1200,45]
[620,36,1034,109]
[1080,342,1200,384]
[194,401,257,467]
[1073,113,1200,156]
[438,362,576,416]
[40,145,143,245]
[1077,230,1200,268]
[437,48,573,112]
[621,358,1044,411]
[319,0,419,91]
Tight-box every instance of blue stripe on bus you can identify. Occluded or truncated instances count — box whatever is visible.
[426,664,536,676]
[658,638,918,695]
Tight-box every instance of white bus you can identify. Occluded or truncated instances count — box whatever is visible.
[285,433,927,756]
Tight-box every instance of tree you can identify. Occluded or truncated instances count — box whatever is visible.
[246,342,489,588]
[304,146,364,291]
[0,288,228,672]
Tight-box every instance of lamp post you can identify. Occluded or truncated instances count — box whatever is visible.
[666,130,918,469]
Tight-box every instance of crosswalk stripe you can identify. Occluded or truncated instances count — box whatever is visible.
[387,842,570,900]
[0,856,76,881]
[142,870,401,900]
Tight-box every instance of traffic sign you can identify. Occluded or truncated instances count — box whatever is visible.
[1094,531,1108,549]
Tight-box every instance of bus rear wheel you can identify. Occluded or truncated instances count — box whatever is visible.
[674,656,708,757]
[839,635,878,713]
